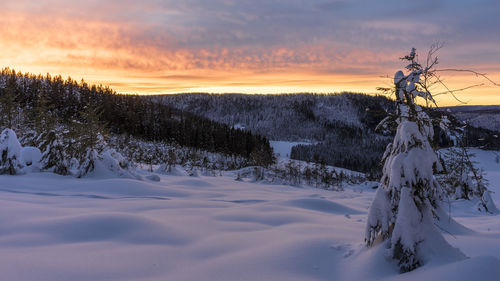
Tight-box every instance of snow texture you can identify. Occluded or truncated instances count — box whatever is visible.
[0,152,499,280]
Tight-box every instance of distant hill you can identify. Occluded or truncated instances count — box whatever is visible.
[156,93,395,176]
[157,93,500,176]
[444,105,500,132]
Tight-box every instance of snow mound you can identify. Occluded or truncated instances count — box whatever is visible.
[39,213,192,245]
[20,146,42,172]
[345,243,500,281]
[386,256,500,281]
[215,211,308,227]
[434,206,475,235]
[83,149,139,179]
[284,198,364,215]
[156,164,189,176]
[145,174,161,182]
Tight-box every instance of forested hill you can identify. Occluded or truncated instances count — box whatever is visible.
[156,93,500,176]
[156,93,394,141]
[0,68,274,166]
[444,105,500,133]
[156,93,395,176]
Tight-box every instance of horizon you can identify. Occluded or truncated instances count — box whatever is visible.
[2,0,500,106]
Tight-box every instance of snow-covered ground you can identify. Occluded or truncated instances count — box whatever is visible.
[1,149,499,280]
[270,140,314,158]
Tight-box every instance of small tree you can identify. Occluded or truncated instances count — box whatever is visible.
[439,124,496,213]
[366,48,461,272]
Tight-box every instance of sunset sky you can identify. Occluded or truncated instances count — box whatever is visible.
[2,0,499,105]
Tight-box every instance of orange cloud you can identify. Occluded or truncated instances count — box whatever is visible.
[1,12,499,106]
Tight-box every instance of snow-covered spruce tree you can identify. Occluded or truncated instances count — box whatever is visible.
[0,128,24,175]
[161,148,178,173]
[365,48,463,272]
[27,93,73,175]
[73,103,108,178]
[37,127,72,175]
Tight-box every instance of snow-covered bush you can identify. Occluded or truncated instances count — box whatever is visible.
[365,48,463,272]
[20,146,42,172]
[73,147,139,179]
[0,128,25,175]
[99,148,137,178]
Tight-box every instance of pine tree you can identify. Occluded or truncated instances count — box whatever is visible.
[365,48,463,272]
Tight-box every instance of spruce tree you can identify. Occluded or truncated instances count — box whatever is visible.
[37,127,72,175]
[26,93,72,175]
[365,48,463,272]
[74,101,107,177]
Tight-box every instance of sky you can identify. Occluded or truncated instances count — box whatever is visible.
[1,0,499,105]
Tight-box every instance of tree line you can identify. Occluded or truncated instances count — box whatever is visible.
[0,68,275,169]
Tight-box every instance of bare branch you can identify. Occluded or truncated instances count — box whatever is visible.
[432,83,484,97]
[435,69,500,86]
[432,74,468,104]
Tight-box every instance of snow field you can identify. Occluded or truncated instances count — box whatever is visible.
[0,148,499,280]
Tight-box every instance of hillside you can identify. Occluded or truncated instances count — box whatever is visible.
[156,93,500,176]
[157,93,395,176]
[445,105,500,132]
[0,68,274,168]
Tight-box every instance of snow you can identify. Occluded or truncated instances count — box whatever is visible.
[270,140,313,158]
[0,151,499,280]
[0,129,22,160]
[233,123,246,130]
[0,128,24,174]
[20,146,42,171]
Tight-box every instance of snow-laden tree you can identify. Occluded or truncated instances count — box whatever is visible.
[73,103,108,178]
[37,127,72,175]
[76,132,107,178]
[365,48,463,272]
[0,128,25,175]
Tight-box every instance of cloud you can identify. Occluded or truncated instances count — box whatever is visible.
[1,0,499,105]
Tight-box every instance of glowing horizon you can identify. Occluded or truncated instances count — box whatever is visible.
[2,1,499,106]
